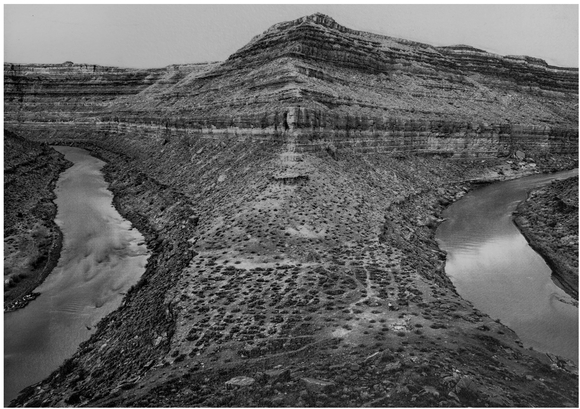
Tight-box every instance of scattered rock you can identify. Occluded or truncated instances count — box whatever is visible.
[455,375,479,398]
[264,368,291,384]
[300,377,335,394]
[225,376,255,388]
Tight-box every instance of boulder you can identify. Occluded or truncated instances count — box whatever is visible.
[264,368,291,383]
[225,376,255,388]
[455,375,479,397]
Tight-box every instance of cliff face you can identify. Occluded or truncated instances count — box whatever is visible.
[4,13,578,158]
[3,62,217,122]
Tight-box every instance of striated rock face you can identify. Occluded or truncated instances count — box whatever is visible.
[3,62,218,122]
[4,13,578,158]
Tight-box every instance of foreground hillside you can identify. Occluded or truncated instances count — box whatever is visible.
[5,12,579,408]
[515,176,579,300]
[9,131,578,407]
[4,130,70,310]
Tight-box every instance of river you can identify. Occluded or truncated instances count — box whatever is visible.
[436,169,578,365]
[4,147,149,405]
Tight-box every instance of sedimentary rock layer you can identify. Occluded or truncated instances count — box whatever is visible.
[4,13,578,159]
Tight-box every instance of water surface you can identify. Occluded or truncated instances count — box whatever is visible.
[4,146,149,405]
[436,169,578,364]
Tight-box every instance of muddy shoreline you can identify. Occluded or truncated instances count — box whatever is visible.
[10,141,579,407]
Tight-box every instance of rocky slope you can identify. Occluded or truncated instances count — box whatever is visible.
[4,130,71,310]
[5,12,579,408]
[515,176,579,300]
[11,137,577,407]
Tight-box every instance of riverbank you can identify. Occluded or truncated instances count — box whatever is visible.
[10,140,578,407]
[4,130,71,312]
[514,176,579,301]
[10,142,202,407]
[4,146,153,406]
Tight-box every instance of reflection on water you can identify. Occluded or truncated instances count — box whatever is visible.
[437,169,578,364]
[4,147,149,405]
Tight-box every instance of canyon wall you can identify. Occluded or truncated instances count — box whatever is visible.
[4,13,578,159]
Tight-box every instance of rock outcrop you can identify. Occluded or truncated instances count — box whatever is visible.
[515,176,579,300]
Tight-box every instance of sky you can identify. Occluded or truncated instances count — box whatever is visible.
[4,4,579,69]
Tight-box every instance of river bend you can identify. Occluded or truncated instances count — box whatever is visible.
[4,147,149,405]
[436,169,578,365]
